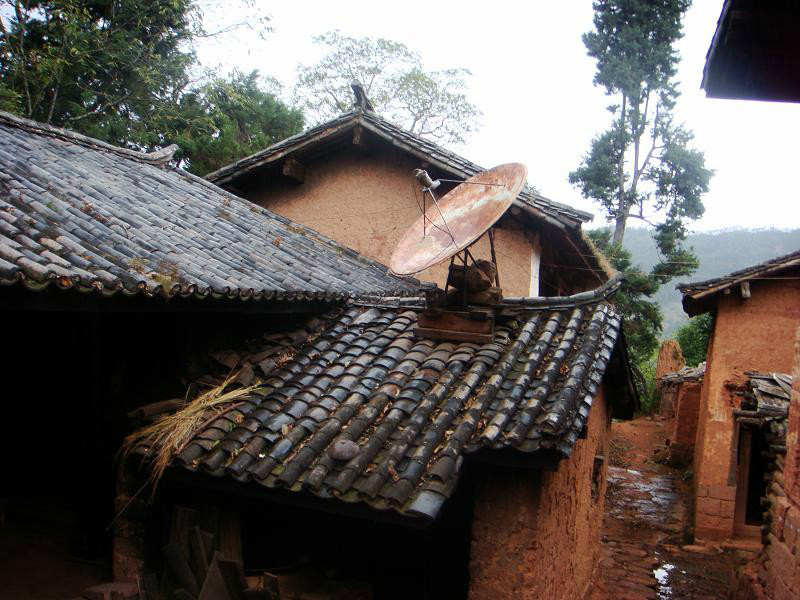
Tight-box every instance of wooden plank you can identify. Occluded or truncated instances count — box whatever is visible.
[188,526,210,586]
[199,552,246,600]
[244,589,276,600]
[414,326,493,344]
[352,125,364,146]
[169,506,200,551]
[218,511,243,564]
[417,311,493,334]
[201,530,215,563]
[282,158,305,183]
[216,557,247,600]
[164,540,200,597]
[140,573,160,600]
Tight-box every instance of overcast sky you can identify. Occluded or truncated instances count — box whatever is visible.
[197,1,800,233]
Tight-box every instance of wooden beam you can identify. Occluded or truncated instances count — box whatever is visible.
[352,125,364,146]
[741,281,751,299]
[281,158,305,183]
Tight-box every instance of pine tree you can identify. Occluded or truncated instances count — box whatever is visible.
[570,0,712,282]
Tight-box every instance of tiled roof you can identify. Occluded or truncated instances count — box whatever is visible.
[678,248,800,315]
[204,109,593,228]
[742,372,792,443]
[0,112,417,302]
[659,363,705,384]
[138,287,632,520]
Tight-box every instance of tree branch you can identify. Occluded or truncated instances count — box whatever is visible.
[631,103,660,191]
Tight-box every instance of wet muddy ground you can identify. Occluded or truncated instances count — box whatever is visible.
[591,417,749,599]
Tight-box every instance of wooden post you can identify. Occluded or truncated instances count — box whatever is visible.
[281,158,305,183]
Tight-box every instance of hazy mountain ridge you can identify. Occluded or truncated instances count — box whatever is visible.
[611,227,800,336]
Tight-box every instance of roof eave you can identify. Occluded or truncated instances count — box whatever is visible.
[701,0,733,96]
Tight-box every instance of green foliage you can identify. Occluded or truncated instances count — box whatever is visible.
[675,313,712,367]
[293,31,482,145]
[173,70,303,175]
[636,349,659,414]
[589,229,663,368]
[0,1,298,171]
[570,0,712,283]
[0,0,197,147]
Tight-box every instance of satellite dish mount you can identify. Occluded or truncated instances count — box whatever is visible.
[390,163,528,343]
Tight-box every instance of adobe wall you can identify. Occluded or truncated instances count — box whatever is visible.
[656,339,685,380]
[693,279,800,541]
[468,387,610,600]
[670,381,702,461]
[736,328,800,600]
[247,148,537,297]
[659,383,680,418]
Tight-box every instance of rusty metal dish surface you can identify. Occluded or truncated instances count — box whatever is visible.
[390,163,527,275]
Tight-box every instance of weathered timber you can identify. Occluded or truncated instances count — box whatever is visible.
[281,157,305,183]
[218,511,243,564]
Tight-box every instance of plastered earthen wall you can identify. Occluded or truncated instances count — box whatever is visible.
[737,329,800,600]
[671,381,702,450]
[656,339,685,380]
[247,149,537,297]
[468,387,610,600]
[693,279,800,541]
[659,383,679,418]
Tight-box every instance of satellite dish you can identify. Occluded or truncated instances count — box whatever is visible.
[390,163,527,276]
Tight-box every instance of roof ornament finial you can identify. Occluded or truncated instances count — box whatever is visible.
[351,81,375,112]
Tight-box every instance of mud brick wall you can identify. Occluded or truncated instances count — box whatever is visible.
[693,278,800,541]
[655,339,685,380]
[659,382,679,418]
[467,387,610,600]
[754,327,800,600]
[669,381,702,459]
[247,148,539,297]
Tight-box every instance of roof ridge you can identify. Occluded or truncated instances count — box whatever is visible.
[203,108,594,224]
[352,272,624,311]
[203,110,362,182]
[678,247,800,293]
[0,111,178,166]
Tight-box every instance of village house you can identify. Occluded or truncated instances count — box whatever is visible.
[701,3,800,597]
[0,110,637,600]
[0,111,415,598]
[677,250,800,544]
[204,89,608,298]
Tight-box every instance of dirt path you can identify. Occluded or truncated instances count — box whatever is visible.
[591,417,742,600]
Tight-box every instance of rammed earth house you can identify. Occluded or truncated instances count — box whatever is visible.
[124,279,636,599]
[0,110,635,600]
[0,111,415,599]
[678,250,800,543]
[205,92,608,298]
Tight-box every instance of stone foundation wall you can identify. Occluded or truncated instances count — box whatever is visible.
[468,387,610,600]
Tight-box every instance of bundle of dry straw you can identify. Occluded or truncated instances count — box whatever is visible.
[121,371,258,491]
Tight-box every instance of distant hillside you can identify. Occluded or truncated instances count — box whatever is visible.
[605,227,800,337]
